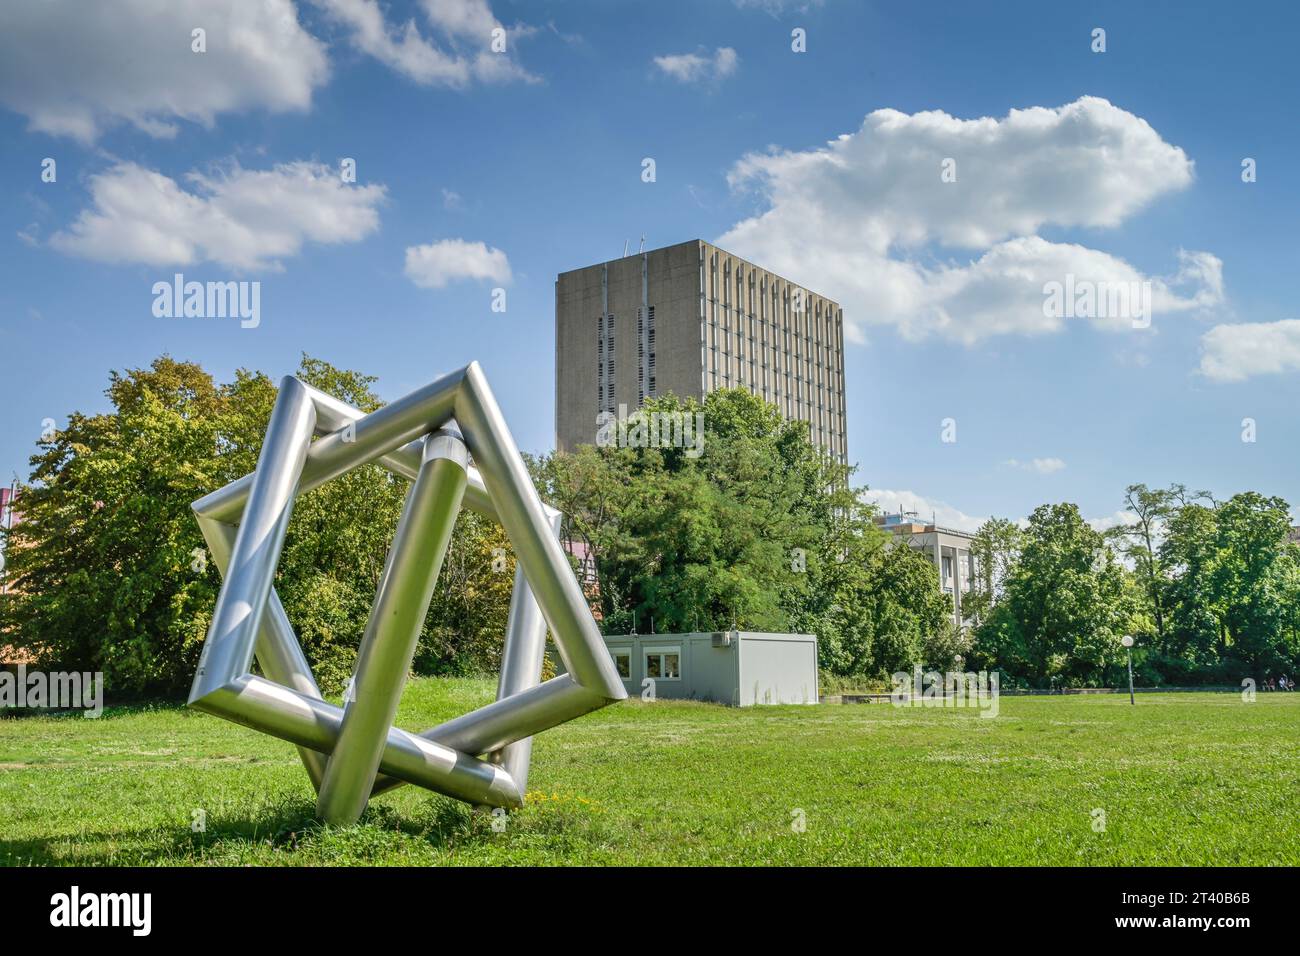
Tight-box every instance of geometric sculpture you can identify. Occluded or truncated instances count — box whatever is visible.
[188,363,626,825]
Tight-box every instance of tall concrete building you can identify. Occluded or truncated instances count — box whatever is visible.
[555,239,847,462]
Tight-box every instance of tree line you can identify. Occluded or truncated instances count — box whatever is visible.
[0,356,515,695]
[2,356,1296,695]
[965,487,1300,688]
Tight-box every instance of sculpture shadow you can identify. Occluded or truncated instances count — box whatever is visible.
[0,793,497,866]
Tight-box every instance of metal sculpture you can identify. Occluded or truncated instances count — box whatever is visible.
[188,363,626,825]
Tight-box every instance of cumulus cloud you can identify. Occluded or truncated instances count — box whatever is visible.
[404,238,512,288]
[1198,319,1300,383]
[0,0,328,142]
[1088,511,1140,534]
[653,47,739,84]
[1004,457,1066,475]
[50,161,385,271]
[862,489,987,534]
[719,97,1222,345]
[310,0,537,87]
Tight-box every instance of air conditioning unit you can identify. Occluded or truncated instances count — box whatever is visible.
[711,631,733,648]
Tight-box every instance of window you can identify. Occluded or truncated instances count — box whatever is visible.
[644,647,681,680]
[597,315,605,409]
[647,305,656,396]
[611,650,631,679]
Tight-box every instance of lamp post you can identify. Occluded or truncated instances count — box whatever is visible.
[1121,635,1135,705]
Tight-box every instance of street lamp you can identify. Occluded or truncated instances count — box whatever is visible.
[1121,635,1135,705]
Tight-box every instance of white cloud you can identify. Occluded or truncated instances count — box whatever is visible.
[1088,511,1140,533]
[0,0,328,142]
[862,489,987,534]
[310,0,537,87]
[653,47,739,84]
[50,161,385,271]
[719,97,1222,345]
[404,238,511,288]
[1004,457,1066,475]
[1198,319,1300,383]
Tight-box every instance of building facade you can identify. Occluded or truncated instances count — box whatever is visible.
[555,239,847,461]
[553,631,819,706]
[876,513,979,632]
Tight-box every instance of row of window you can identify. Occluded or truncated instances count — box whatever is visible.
[705,340,847,456]
[706,297,842,355]
[637,306,657,402]
[599,308,658,411]
[596,313,616,414]
[610,648,680,681]
[700,251,845,353]
[705,334,843,398]
[698,251,846,459]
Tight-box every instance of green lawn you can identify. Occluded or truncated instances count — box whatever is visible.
[1,680,1296,865]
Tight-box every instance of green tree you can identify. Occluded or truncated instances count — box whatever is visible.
[533,388,950,680]
[416,510,517,677]
[1158,500,1225,680]
[0,354,519,695]
[1208,492,1300,676]
[974,503,1136,687]
[1,357,230,690]
[1106,483,1211,645]
[1157,491,1300,682]
[963,517,1023,628]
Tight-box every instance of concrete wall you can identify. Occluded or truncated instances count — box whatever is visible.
[555,240,847,462]
[555,240,704,454]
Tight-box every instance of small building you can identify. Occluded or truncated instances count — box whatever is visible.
[595,631,819,706]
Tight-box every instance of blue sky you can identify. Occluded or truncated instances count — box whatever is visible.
[1,0,1297,531]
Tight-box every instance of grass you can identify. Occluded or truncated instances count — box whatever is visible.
[1,678,1296,866]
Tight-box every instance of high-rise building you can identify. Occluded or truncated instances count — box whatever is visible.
[555,239,847,462]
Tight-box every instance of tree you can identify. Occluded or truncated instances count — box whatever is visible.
[1158,500,1225,680]
[963,517,1022,628]
[534,390,821,635]
[1109,484,1172,641]
[1106,483,1212,644]
[1,357,231,691]
[0,354,520,695]
[973,503,1137,687]
[416,510,517,677]
[1155,491,1300,682]
[533,388,951,680]
[1208,492,1300,677]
